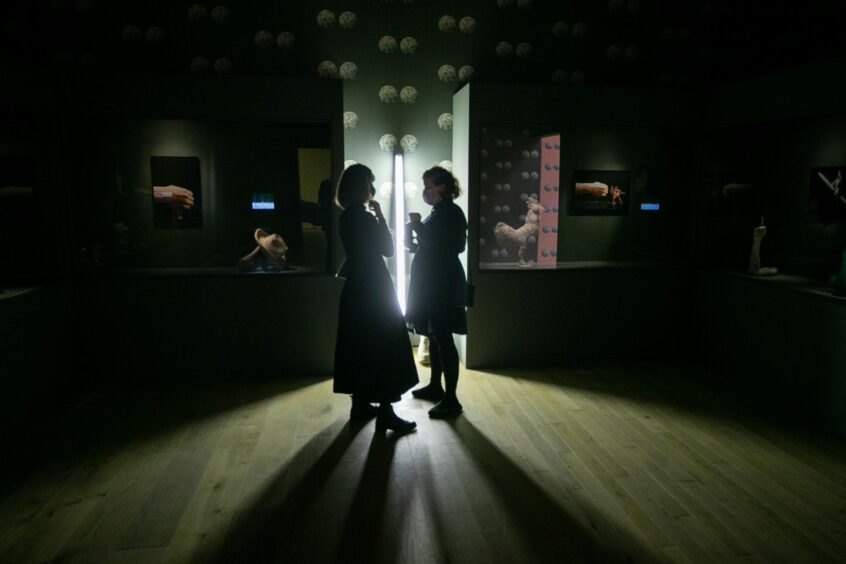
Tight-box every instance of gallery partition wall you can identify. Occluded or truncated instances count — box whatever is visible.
[696,59,846,436]
[450,59,846,436]
[1,71,346,394]
[453,82,701,368]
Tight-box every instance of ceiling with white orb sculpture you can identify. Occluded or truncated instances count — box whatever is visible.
[4,0,841,192]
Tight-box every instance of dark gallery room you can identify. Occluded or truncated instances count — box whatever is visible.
[2,0,846,562]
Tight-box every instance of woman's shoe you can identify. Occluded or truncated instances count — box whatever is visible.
[350,398,378,421]
[411,384,445,402]
[375,410,417,433]
[428,399,463,419]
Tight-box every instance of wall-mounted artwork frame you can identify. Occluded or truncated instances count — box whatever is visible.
[150,156,203,229]
[809,166,846,225]
[570,170,630,216]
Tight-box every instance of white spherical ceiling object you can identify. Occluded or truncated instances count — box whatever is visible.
[380,134,397,152]
[437,64,456,82]
[400,36,417,54]
[213,57,232,72]
[400,134,418,153]
[146,27,165,44]
[437,113,453,130]
[254,30,273,48]
[379,85,398,102]
[379,35,398,53]
[343,111,358,129]
[458,65,475,81]
[190,57,210,72]
[438,15,456,33]
[317,60,337,78]
[339,61,358,79]
[276,32,295,49]
[606,44,623,60]
[339,11,356,29]
[551,69,568,83]
[211,6,230,23]
[572,22,587,38]
[121,25,142,43]
[608,0,625,15]
[316,9,336,29]
[188,5,207,21]
[400,86,418,103]
[552,21,569,37]
[496,41,514,58]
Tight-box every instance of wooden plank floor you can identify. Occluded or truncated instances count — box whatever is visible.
[2,361,846,563]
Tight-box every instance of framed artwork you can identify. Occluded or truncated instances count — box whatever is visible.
[570,170,630,215]
[809,166,846,224]
[150,156,202,229]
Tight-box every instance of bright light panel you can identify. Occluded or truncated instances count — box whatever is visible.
[394,152,407,314]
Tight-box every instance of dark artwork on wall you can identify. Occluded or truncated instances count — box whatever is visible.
[570,170,630,215]
[808,166,846,225]
[478,125,561,269]
[0,155,39,282]
[708,173,759,216]
[150,156,202,229]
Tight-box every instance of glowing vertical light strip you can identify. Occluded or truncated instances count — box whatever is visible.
[394,152,407,313]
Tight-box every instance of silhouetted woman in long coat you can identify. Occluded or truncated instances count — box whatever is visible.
[333,164,417,433]
[405,166,468,418]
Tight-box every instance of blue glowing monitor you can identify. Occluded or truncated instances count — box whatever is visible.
[252,193,275,210]
[640,202,660,211]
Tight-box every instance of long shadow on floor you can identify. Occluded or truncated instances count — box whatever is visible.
[332,434,405,563]
[215,414,660,563]
[215,421,407,563]
[442,417,660,563]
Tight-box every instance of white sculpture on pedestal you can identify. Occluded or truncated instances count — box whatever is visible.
[747,220,778,276]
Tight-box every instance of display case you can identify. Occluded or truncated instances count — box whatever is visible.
[457,82,697,272]
[67,118,334,274]
[478,124,561,269]
[451,82,699,367]
[37,72,346,278]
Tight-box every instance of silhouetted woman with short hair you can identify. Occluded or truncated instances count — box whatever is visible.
[405,166,468,418]
[333,164,418,433]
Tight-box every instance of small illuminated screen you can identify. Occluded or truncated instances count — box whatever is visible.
[252,192,275,210]
[640,202,660,211]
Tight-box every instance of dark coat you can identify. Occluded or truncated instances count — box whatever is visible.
[406,198,468,336]
[333,204,418,402]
